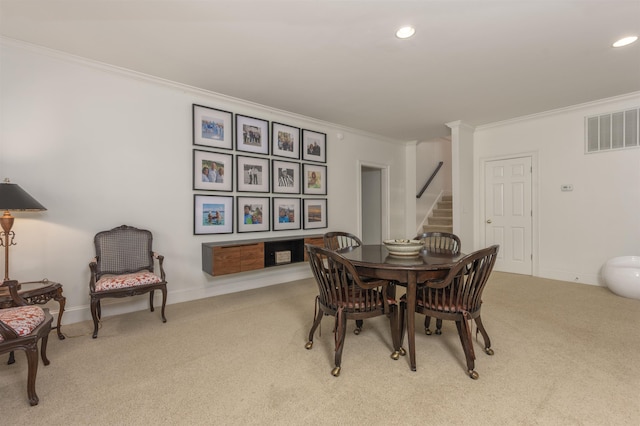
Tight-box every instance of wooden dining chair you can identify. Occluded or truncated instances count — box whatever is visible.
[305,244,400,377]
[0,280,53,406]
[413,231,462,335]
[323,231,367,335]
[414,231,461,254]
[399,245,499,379]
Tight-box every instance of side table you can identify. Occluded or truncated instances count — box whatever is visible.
[0,278,66,340]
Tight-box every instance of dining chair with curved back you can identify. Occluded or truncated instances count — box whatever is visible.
[399,245,499,379]
[323,231,363,252]
[0,279,53,406]
[414,231,462,335]
[414,231,461,254]
[89,225,167,338]
[323,231,367,335]
[305,244,400,377]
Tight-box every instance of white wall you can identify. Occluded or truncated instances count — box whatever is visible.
[474,93,640,285]
[0,40,408,325]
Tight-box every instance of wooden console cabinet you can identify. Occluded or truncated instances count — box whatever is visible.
[202,235,324,277]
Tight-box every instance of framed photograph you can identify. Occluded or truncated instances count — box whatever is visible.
[272,122,300,159]
[272,160,300,194]
[302,129,326,163]
[302,163,327,195]
[303,198,328,230]
[194,195,233,235]
[193,104,233,150]
[272,197,301,231]
[236,114,269,155]
[236,155,270,193]
[237,196,270,233]
[193,149,233,191]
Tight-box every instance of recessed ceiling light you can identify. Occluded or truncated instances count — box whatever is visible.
[612,36,638,48]
[396,26,416,39]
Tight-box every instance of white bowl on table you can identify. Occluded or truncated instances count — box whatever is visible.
[383,239,423,257]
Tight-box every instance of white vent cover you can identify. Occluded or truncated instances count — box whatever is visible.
[586,107,639,153]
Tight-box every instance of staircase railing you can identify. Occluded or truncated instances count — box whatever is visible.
[416,161,443,198]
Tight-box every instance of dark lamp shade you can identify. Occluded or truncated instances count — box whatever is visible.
[0,182,47,211]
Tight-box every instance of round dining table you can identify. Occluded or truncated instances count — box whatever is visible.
[338,244,465,371]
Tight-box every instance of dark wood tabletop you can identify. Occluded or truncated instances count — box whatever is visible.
[339,244,465,371]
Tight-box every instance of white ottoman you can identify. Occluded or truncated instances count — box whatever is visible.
[603,256,640,300]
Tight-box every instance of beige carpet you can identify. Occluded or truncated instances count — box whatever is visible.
[2,272,639,425]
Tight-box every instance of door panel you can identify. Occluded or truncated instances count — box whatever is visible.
[485,157,532,274]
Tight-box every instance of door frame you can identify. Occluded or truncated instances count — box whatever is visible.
[357,160,390,243]
[478,151,539,276]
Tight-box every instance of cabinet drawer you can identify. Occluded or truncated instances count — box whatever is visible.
[212,246,242,275]
[304,237,325,260]
[240,243,264,272]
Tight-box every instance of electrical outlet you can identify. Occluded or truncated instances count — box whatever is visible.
[561,184,573,192]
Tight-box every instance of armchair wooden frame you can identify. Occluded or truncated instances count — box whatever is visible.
[0,280,52,406]
[89,225,167,338]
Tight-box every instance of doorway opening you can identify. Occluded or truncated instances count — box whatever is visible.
[359,163,389,244]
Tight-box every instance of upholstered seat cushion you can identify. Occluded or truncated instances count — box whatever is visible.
[0,305,46,342]
[95,271,162,292]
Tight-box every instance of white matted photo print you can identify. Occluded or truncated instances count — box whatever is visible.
[236,114,269,155]
[236,155,269,193]
[193,150,233,191]
[302,129,326,163]
[194,195,233,235]
[302,163,327,195]
[272,160,300,194]
[272,197,301,231]
[193,104,233,150]
[303,198,327,229]
[272,122,300,159]
[237,196,270,232]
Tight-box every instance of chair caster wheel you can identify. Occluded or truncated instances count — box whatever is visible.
[331,367,341,377]
[469,370,479,380]
[391,351,400,360]
[354,327,361,335]
[435,329,442,335]
[425,328,432,335]
[484,348,494,355]
[305,341,313,349]
[399,347,406,356]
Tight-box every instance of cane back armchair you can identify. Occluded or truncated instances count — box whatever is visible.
[89,225,167,338]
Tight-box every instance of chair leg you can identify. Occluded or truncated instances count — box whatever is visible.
[8,351,15,364]
[354,319,363,335]
[435,319,443,335]
[455,320,478,380]
[305,310,324,349]
[159,286,167,323]
[40,332,51,366]
[149,290,155,312]
[332,315,348,377]
[90,298,100,338]
[390,303,406,360]
[474,315,494,355]
[25,344,40,406]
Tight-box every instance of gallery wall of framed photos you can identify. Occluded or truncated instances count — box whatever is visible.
[192,104,328,235]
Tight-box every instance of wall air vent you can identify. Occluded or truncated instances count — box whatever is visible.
[586,107,639,153]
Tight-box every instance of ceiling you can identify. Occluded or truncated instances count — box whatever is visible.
[1,0,639,142]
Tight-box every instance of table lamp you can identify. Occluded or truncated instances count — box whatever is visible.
[0,178,47,281]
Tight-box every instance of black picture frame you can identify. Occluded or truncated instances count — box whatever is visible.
[302,129,326,163]
[193,149,233,192]
[271,122,300,159]
[236,114,269,155]
[303,198,328,230]
[272,197,301,231]
[193,104,233,150]
[236,155,270,193]
[302,163,327,195]
[194,195,234,235]
[272,160,300,194]
[237,196,270,233]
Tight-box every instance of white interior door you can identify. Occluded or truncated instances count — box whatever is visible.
[484,157,532,274]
